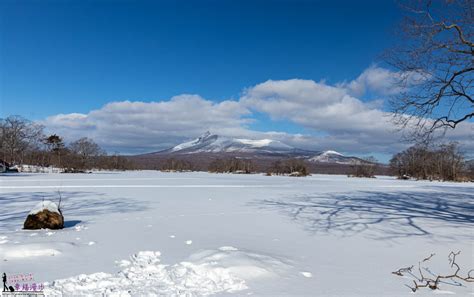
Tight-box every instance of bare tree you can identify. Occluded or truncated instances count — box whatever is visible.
[387,0,473,141]
[0,115,44,164]
[349,156,377,178]
[69,137,104,169]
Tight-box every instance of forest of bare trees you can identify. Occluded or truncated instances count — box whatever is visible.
[390,142,472,181]
[208,158,255,174]
[267,159,309,176]
[161,158,194,172]
[349,157,378,178]
[0,115,135,171]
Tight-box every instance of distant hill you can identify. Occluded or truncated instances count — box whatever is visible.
[141,131,365,163]
[129,132,387,174]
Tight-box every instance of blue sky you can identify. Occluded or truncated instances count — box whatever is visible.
[1,0,472,162]
[1,0,399,118]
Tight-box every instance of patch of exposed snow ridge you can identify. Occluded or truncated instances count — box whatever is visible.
[28,201,60,215]
[321,150,343,156]
[234,138,292,150]
[171,131,212,152]
[45,247,291,296]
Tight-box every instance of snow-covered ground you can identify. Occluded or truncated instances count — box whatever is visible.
[0,171,472,296]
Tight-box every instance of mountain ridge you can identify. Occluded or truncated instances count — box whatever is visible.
[140,132,365,165]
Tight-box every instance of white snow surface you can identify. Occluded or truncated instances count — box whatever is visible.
[45,247,290,296]
[0,171,473,296]
[28,200,61,215]
[0,243,62,259]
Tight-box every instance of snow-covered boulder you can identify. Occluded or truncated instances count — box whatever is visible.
[24,201,64,230]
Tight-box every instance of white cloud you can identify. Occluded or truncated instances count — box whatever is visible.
[43,95,252,154]
[41,67,474,156]
[340,66,400,96]
[241,78,396,136]
[339,65,427,97]
[240,72,473,154]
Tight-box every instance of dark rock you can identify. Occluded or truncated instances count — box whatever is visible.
[24,209,64,230]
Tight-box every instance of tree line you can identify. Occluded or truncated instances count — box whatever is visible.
[2,115,472,180]
[0,115,134,171]
[156,156,312,176]
[266,159,309,176]
[208,158,256,174]
[349,156,378,178]
[390,142,473,182]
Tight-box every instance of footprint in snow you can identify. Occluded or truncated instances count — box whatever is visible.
[75,225,88,231]
[0,236,8,244]
[87,241,96,246]
[300,272,312,278]
[185,240,192,245]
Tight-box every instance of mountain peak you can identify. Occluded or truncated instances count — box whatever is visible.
[308,150,363,165]
[166,133,302,155]
[199,131,212,139]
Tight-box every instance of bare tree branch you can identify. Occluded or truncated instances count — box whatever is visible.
[386,0,474,142]
[393,251,474,292]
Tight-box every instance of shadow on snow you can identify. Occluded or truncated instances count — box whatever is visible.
[0,191,148,232]
[251,189,474,240]
[63,220,82,228]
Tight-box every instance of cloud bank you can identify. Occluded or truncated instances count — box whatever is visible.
[43,66,474,157]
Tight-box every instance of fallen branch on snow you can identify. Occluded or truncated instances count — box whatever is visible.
[392,251,474,292]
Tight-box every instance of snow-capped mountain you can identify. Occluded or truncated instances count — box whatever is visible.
[308,150,362,165]
[145,132,366,165]
[162,131,303,155]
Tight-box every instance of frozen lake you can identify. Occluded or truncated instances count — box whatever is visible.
[0,171,473,296]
